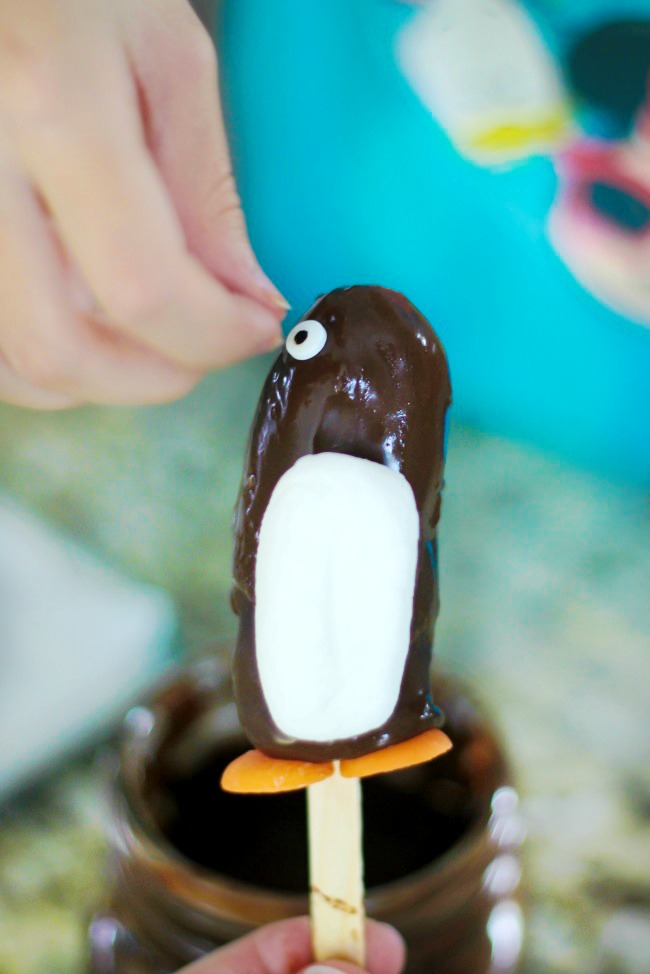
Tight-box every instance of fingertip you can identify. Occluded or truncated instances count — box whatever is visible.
[220,261,289,331]
[366,920,407,974]
[298,921,406,974]
[250,916,313,971]
[183,257,284,364]
[248,265,291,314]
[241,302,285,358]
[255,328,284,356]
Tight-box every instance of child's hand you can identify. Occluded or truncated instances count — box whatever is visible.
[0,0,285,409]
[179,917,406,974]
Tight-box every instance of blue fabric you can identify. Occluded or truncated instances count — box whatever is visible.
[219,0,650,483]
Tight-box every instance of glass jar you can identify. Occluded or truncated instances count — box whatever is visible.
[89,658,525,974]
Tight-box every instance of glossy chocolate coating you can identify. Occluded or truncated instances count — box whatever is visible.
[231,286,451,761]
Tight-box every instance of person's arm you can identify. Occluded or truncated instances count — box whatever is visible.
[0,0,286,409]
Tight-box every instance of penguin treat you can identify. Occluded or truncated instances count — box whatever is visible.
[222,286,453,794]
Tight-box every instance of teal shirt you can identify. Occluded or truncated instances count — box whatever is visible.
[218,0,650,483]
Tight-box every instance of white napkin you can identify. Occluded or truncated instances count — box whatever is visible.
[0,496,177,798]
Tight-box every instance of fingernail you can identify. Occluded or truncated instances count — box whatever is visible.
[266,288,291,311]
[252,267,291,311]
[267,331,284,350]
[302,967,344,973]
[252,325,283,356]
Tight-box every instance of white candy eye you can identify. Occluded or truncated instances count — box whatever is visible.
[286,319,327,360]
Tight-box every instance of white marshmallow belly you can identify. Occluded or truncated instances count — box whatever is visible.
[254,452,419,744]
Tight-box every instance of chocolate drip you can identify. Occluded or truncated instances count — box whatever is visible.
[231,286,451,761]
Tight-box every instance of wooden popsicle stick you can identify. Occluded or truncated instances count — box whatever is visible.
[307,763,366,966]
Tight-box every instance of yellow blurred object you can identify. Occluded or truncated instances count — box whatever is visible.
[469,112,570,157]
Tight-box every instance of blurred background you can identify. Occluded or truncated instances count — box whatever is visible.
[0,1,649,972]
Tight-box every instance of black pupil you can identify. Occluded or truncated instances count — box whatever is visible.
[294,329,309,345]
[587,181,650,233]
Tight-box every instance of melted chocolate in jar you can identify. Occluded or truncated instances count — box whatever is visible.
[89,670,517,974]
[159,738,474,892]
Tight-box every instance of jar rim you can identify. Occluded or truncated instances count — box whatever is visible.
[114,659,506,924]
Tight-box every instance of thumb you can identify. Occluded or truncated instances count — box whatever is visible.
[300,921,406,974]
[122,0,288,316]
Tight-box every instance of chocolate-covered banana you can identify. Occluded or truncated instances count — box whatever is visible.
[227,286,451,788]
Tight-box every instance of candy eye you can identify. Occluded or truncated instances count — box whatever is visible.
[286,319,327,360]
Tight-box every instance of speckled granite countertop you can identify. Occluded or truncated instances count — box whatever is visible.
[0,356,648,974]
